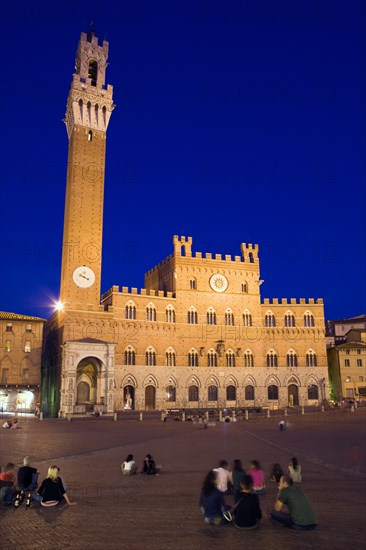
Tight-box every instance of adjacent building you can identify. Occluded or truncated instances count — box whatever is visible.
[41,31,329,417]
[0,311,45,411]
[328,328,366,401]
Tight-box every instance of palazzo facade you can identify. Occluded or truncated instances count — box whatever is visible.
[41,31,329,417]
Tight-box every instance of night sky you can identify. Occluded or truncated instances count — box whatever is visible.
[1,0,365,321]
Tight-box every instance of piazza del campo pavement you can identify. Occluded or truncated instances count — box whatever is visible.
[1,25,365,550]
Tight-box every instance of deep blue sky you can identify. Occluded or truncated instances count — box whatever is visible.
[1,0,365,321]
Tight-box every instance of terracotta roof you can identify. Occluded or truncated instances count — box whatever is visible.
[0,311,46,322]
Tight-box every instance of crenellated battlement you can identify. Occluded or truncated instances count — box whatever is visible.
[101,286,176,302]
[261,298,323,305]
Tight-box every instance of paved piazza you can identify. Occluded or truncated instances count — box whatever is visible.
[1,409,365,550]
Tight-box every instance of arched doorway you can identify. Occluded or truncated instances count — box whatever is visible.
[76,357,100,409]
[123,385,135,409]
[288,384,299,406]
[145,385,156,410]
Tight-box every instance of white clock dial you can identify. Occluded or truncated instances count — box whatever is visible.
[72,266,95,288]
[209,273,228,293]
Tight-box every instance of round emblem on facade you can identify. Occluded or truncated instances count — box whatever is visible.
[72,265,96,288]
[209,273,228,293]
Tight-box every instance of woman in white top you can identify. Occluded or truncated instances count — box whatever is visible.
[121,454,137,475]
[288,457,302,482]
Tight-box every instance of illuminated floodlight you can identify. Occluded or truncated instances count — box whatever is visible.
[55,301,64,311]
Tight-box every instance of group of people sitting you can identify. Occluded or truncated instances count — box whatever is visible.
[199,456,316,531]
[121,454,159,476]
[0,457,76,508]
[2,419,20,429]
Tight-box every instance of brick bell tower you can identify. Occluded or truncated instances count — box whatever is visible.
[60,29,114,309]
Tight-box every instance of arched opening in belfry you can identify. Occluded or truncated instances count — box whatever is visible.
[76,357,100,406]
[88,60,98,86]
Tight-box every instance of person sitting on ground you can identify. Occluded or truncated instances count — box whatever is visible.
[17,456,39,496]
[38,466,76,507]
[0,463,17,505]
[270,463,284,483]
[271,475,316,530]
[247,460,266,495]
[232,459,246,502]
[11,419,21,429]
[288,457,302,483]
[2,420,12,429]
[233,474,262,529]
[142,454,157,475]
[213,460,232,494]
[199,470,230,525]
[121,454,137,475]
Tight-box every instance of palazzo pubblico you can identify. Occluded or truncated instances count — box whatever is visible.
[42,31,329,417]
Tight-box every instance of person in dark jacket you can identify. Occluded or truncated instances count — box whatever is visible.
[233,475,262,530]
[199,470,229,525]
[38,466,76,507]
[142,454,158,475]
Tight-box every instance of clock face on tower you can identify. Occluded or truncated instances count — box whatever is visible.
[72,266,96,288]
[209,273,228,293]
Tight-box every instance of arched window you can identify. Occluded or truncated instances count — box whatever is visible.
[78,99,83,121]
[304,311,315,327]
[243,309,252,326]
[125,303,136,320]
[188,349,199,367]
[207,349,217,367]
[166,306,175,323]
[306,350,317,367]
[208,385,218,401]
[265,312,276,327]
[87,101,91,124]
[166,385,176,402]
[124,346,136,366]
[88,60,98,86]
[266,350,278,367]
[226,350,235,367]
[188,385,199,401]
[145,347,156,366]
[245,385,254,400]
[189,278,197,290]
[146,304,157,321]
[166,349,176,367]
[244,350,254,368]
[225,309,235,326]
[226,385,236,400]
[207,308,216,325]
[249,252,254,263]
[242,282,248,293]
[307,384,318,399]
[102,106,107,127]
[287,350,298,367]
[95,103,99,125]
[88,130,93,142]
[268,385,279,400]
[187,307,198,324]
[284,312,296,327]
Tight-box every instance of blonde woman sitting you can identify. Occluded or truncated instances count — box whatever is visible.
[38,466,76,507]
[121,454,137,475]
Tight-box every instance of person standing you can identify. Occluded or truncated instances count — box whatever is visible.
[271,475,317,530]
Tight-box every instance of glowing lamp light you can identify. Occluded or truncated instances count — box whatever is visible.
[55,301,64,311]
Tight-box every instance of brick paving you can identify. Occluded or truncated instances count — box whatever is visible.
[0,409,365,550]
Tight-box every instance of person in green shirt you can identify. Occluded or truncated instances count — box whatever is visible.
[271,475,317,530]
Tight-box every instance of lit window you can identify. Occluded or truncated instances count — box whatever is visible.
[25,341,31,353]
[5,340,11,352]
[22,369,29,381]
